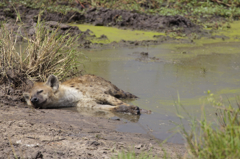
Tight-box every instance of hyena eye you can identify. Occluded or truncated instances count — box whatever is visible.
[37,90,43,94]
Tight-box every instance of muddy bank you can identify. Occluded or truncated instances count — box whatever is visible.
[1,5,199,32]
[0,5,209,48]
[84,7,198,34]
[0,105,186,158]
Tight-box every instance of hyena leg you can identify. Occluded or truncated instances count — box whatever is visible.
[94,104,140,115]
[76,98,118,110]
[89,93,140,115]
[101,94,129,106]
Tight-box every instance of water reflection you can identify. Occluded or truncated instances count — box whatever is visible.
[62,107,140,123]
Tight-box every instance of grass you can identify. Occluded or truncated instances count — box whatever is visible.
[8,135,18,159]
[85,0,240,19]
[176,92,240,158]
[0,12,84,84]
[1,0,240,23]
[2,0,81,14]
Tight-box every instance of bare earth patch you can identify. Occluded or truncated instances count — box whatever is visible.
[0,105,185,158]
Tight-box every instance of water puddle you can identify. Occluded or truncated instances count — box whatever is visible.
[59,40,240,144]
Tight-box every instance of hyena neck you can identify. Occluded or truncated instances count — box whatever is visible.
[51,85,84,107]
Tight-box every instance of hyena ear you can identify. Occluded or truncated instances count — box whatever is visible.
[46,75,59,92]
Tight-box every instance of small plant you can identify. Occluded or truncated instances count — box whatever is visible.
[8,135,18,159]
[116,15,123,23]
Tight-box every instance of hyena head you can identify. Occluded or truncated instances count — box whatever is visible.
[23,75,59,108]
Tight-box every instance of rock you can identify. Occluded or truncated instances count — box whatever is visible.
[35,151,43,159]
[28,27,35,36]
[45,21,70,29]
[135,144,143,149]
[110,116,120,121]
[87,140,100,147]
[98,34,108,40]
[140,52,148,56]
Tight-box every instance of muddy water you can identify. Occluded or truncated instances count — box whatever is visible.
[60,41,240,144]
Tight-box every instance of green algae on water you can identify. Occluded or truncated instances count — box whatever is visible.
[159,21,240,59]
[215,21,240,40]
[70,24,164,43]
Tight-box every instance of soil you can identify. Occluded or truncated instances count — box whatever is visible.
[0,105,186,159]
[0,4,197,158]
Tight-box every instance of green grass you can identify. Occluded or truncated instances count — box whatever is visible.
[2,0,81,14]
[176,92,240,158]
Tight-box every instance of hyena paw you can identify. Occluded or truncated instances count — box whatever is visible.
[116,105,140,115]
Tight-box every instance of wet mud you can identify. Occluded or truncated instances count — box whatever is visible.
[0,105,185,159]
[0,4,209,49]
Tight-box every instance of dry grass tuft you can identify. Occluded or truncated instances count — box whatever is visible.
[0,13,85,87]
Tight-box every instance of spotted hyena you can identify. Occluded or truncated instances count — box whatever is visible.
[23,74,140,115]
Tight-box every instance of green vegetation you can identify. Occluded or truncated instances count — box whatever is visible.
[0,14,84,82]
[84,0,240,20]
[2,0,240,25]
[0,0,81,14]
[81,0,240,19]
[176,92,240,158]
